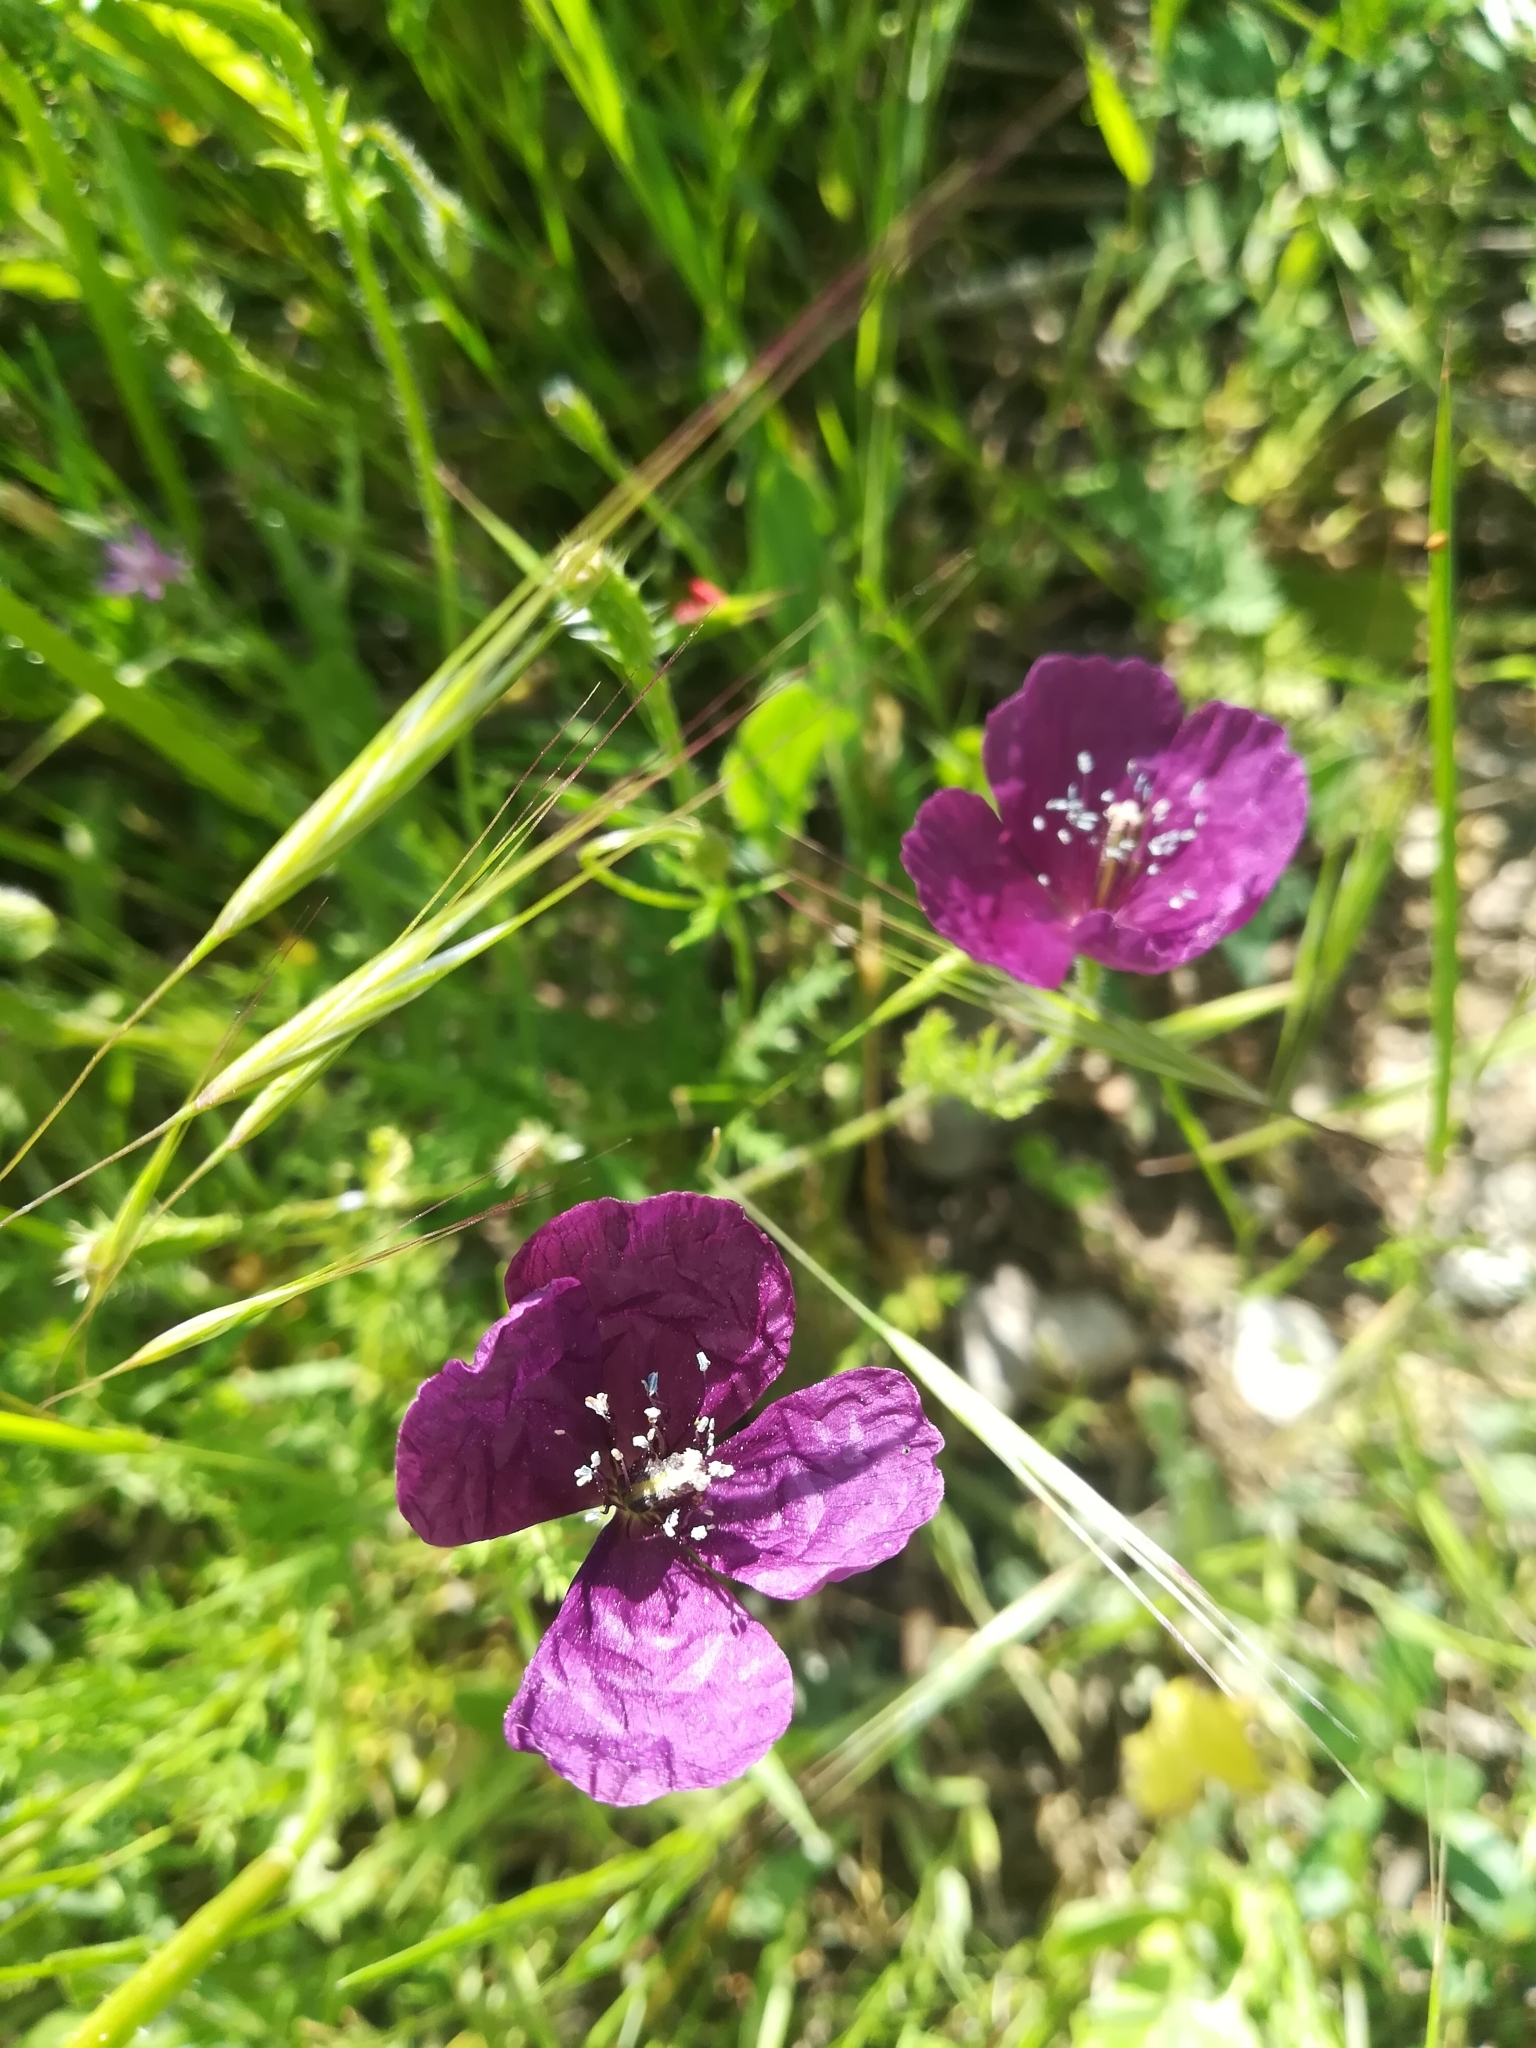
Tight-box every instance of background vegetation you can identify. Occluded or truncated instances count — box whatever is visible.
[3,0,1536,2042]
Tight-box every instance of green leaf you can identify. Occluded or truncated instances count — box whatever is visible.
[0,883,59,963]
[898,1010,1046,1121]
[1083,36,1153,188]
[1376,1746,1484,1818]
[0,257,83,300]
[722,680,857,843]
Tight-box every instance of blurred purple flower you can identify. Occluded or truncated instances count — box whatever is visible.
[396,1192,943,1805]
[98,525,190,601]
[901,654,1307,988]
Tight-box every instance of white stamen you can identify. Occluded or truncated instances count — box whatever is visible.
[1148,828,1196,858]
[1037,874,1050,888]
[696,1350,710,1372]
[1152,798,1170,821]
[1191,779,1206,798]
[644,1371,659,1396]
[695,1417,708,1432]
[690,1525,707,1541]
[1032,814,1045,831]
[663,1509,679,1537]
[1195,812,1208,827]
[574,1466,593,1485]
[611,1447,625,1460]
[632,1435,650,1449]
[1077,750,1093,773]
[708,1460,735,1478]
[644,1405,661,1420]
[584,1392,610,1419]
[584,1507,606,1523]
[1058,828,1071,844]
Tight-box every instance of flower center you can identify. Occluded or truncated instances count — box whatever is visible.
[570,1359,735,1549]
[1022,750,1210,916]
[628,1446,707,1506]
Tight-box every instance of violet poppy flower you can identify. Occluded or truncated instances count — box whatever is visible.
[98,524,190,601]
[901,654,1307,988]
[396,1192,943,1806]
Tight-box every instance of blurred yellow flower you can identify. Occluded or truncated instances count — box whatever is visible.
[1122,1677,1270,1818]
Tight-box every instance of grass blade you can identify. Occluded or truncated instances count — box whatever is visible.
[0,1409,327,1484]
[0,55,197,542]
[0,583,288,822]
[803,1560,1089,1808]
[1427,355,1458,1172]
[0,1939,154,1989]
[336,1785,761,1991]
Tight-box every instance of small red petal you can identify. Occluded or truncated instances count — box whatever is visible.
[672,577,729,624]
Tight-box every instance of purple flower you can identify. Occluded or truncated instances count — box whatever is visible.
[98,525,190,601]
[396,1192,944,1806]
[901,654,1307,988]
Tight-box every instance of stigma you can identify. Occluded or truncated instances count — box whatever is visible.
[1095,797,1145,904]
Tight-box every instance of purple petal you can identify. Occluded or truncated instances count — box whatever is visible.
[396,1277,606,1545]
[505,1518,793,1804]
[503,1193,794,1451]
[983,656,1185,915]
[98,526,189,602]
[704,1366,944,1599]
[901,788,1077,989]
[1091,701,1308,972]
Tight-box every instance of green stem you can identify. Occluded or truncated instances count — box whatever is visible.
[721,898,757,1020]
[1162,1076,1256,1260]
[290,76,459,654]
[1426,354,1458,1173]
[60,1734,335,2048]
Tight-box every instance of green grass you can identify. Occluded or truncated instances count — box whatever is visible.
[2,1,1536,2044]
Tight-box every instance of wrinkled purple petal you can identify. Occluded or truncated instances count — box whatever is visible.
[704,1366,944,1599]
[1093,701,1308,972]
[503,1192,794,1451]
[901,788,1077,990]
[396,1277,606,1546]
[984,655,1183,911]
[505,1518,793,1804]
